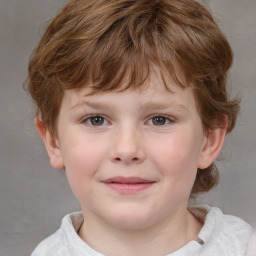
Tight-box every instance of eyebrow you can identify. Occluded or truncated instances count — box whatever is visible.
[140,102,188,112]
[70,100,113,111]
[70,100,188,112]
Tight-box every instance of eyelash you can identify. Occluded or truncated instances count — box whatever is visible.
[82,114,109,126]
[81,114,174,127]
[147,115,173,126]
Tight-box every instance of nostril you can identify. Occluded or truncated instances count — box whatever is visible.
[111,147,146,164]
[114,156,139,162]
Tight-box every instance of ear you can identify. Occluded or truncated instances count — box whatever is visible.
[198,116,228,169]
[34,118,64,169]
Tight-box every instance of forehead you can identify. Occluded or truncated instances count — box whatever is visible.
[60,72,197,113]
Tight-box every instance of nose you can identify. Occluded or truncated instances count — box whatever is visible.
[110,125,146,165]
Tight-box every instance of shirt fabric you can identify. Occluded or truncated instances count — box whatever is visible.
[31,205,255,256]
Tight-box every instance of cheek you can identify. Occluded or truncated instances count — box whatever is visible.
[60,136,107,198]
[150,131,201,182]
[153,134,201,206]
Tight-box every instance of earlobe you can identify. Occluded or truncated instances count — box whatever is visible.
[198,117,228,169]
[34,118,64,169]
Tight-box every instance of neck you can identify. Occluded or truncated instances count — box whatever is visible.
[78,208,202,256]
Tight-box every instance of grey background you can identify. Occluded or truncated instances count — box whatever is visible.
[0,0,255,255]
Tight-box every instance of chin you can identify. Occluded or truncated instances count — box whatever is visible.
[105,210,157,231]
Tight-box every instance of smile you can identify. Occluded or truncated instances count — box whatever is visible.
[102,176,156,194]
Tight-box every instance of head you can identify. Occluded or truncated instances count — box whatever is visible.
[26,0,239,198]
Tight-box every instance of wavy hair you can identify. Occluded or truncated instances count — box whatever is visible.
[26,0,240,197]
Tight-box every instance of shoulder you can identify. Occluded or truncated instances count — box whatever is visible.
[31,228,68,256]
[190,206,253,256]
[209,207,253,255]
[191,205,252,237]
[221,209,252,235]
[31,212,84,256]
[245,229,256,256]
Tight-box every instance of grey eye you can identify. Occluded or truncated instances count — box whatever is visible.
[151,116,167,125]
[89,116,105,126]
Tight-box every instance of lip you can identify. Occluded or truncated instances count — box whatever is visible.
[102,176,156,194]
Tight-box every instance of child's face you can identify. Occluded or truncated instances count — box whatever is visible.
[43,73,214,230]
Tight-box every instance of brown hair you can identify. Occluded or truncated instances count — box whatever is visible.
[26,0,240,197]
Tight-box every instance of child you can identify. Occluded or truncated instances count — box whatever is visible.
[26,0,255,255]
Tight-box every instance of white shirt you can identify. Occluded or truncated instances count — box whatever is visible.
[31,206,255,256]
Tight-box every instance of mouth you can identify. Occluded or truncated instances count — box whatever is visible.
[102,176,156,194]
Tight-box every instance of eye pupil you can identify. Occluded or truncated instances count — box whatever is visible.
[91,116,104,126]
[152,116,166,125]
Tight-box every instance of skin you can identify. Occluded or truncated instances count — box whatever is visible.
[36,73,227,256]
